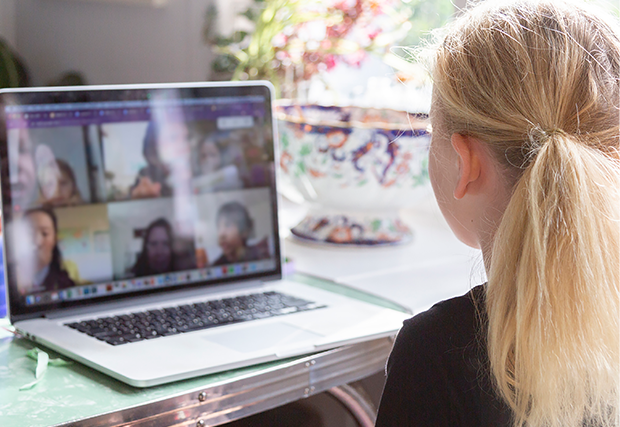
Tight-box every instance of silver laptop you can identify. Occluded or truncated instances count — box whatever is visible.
[1,81,409,387]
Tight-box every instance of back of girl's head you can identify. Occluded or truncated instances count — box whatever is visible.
[432,0,618,154]
[429,1,619,426]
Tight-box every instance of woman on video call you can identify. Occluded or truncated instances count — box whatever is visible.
[213,201,270,266]
[18,207,78,295]
[131,218,178,277]
[37,158,84,207]
[130,119,191,199]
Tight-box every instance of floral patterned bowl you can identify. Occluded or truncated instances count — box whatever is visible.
[276,104,431,246]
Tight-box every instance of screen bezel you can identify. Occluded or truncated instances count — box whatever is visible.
[0,81,283,323]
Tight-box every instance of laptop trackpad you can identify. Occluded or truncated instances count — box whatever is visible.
[206,322,323,353]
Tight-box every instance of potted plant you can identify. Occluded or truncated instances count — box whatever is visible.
[206,0,413,98]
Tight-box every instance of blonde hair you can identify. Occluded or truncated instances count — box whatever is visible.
[430,1,620,426]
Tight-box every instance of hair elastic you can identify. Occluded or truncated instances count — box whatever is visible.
[528,127,570,147]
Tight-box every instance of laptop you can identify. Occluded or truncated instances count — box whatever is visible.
[0,81,410,387]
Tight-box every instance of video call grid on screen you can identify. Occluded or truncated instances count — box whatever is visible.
[0,85,282,317]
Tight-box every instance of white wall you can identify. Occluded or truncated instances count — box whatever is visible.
[0,0,16,47]
[10,0,463,88]
[14,0,217,86]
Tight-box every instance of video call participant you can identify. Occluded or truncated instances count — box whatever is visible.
[38,158,84,207]
[193,133,243,193]
[213,201,270,266]
[10,130,86,211]
[18,207,79,295]
[131,218,178,277]
[130,120,190,199]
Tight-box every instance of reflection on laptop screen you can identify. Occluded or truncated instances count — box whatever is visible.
[2,85,279,311]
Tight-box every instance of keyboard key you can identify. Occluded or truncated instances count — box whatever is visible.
[104,336,129,346]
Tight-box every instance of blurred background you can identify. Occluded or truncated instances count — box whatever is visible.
[0,0,460,109]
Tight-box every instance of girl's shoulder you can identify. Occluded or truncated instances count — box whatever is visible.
[400,284,486,348]
[376,284,511,427]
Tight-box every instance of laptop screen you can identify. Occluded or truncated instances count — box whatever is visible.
[0,82,282,320]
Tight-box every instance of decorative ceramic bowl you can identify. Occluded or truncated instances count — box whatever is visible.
[276,104,431,246]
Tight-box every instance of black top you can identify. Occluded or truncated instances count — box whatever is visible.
[375,285,513,426]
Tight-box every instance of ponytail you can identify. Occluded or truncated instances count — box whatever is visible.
[487,130,620,426]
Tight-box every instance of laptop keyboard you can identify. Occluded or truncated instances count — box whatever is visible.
[65,291,325,346]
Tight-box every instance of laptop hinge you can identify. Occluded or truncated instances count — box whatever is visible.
[44,279,266,320]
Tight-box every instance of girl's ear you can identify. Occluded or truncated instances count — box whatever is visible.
[450,133,482,200]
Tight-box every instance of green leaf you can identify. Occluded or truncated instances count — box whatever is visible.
[261,7,275,22]
[214,35,235,47]
[0,39,20,88]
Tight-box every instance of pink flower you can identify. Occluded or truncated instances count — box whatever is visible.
[342,49,366,67]
[324,54,337,70]
[265,0,395,82]
[367,29,381,40]
[272,33,288,48]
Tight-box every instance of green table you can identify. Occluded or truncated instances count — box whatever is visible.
[0,274,410,427]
